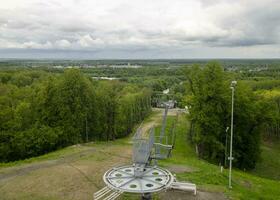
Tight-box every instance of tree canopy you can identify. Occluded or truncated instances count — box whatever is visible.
[0,69,151,162]
[186,62,267,169]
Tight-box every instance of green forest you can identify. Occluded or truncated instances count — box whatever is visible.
[185,62,278,170]
[0,69,151,162]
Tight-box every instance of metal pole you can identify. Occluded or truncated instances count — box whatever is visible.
[159,104,168,143]
[86,116,88,143]
[229,81,236,189]
[224,127,229,167]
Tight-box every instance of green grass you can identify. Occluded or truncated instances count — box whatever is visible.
[1,111,280,200]
[156,114,280,200]
[0,138,133,169]
[251,140,280,180]
[0,145,83,168]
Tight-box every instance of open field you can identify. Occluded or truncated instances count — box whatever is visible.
[1,110,280,200]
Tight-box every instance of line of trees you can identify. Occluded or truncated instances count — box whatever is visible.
[257,89,280,139]
[185,62,270,170]
[0,69,151,162]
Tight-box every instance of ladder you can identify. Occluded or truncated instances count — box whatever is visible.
[93,187,123,200]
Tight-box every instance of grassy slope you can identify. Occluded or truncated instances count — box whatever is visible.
[1,111,280,200]
[0,139,133,200]
[157,115,280,200]
[251,140,280,180]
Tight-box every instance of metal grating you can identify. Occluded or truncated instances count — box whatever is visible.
[132,128,154,165]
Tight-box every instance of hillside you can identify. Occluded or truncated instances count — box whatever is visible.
[250,139,280,181]
[0,110,280,200]
[159,115,280,200]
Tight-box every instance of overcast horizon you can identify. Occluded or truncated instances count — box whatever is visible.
[0,0,279,59]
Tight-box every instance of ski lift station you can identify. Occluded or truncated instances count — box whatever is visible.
[94,103,196,200]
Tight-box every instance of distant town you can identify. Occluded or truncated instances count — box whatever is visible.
[51,63,142,69]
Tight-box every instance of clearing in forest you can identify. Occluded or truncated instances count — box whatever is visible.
[0,110,280,200]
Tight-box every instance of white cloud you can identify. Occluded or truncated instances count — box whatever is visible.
[55,39,71,48]
[77,35,104,47]
[0,0,279,58]
[22,41,53,49]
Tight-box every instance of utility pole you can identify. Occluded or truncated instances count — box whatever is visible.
[229,81,237,189]
[86,115,88,143]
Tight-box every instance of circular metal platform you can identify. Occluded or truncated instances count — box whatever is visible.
[103,165,174,193]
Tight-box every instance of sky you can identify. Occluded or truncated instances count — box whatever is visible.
[0,0,279,59]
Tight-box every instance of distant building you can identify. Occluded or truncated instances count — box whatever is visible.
[53,65,63,69]
[163,89,169,94]
[185,106,189,114]
[109,64,142,68]
[92,76,119,80]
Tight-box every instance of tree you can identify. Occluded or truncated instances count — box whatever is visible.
[186,62,228,162]
[0,69,151,162]
[232,84,264,169]
[256,89,280,139]
[186,62,265,169]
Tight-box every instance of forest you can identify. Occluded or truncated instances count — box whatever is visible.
[0,69,151,162]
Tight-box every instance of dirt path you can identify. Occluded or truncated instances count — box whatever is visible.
[140,109,162,137]
[140,108,180,138]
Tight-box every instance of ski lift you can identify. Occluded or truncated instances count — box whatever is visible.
[94,104,196,200]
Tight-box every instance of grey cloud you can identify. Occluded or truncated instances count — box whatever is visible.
[0,0,279,58]
[214,1,280,47]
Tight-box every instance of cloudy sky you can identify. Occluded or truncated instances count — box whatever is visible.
[0,0,279,59]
